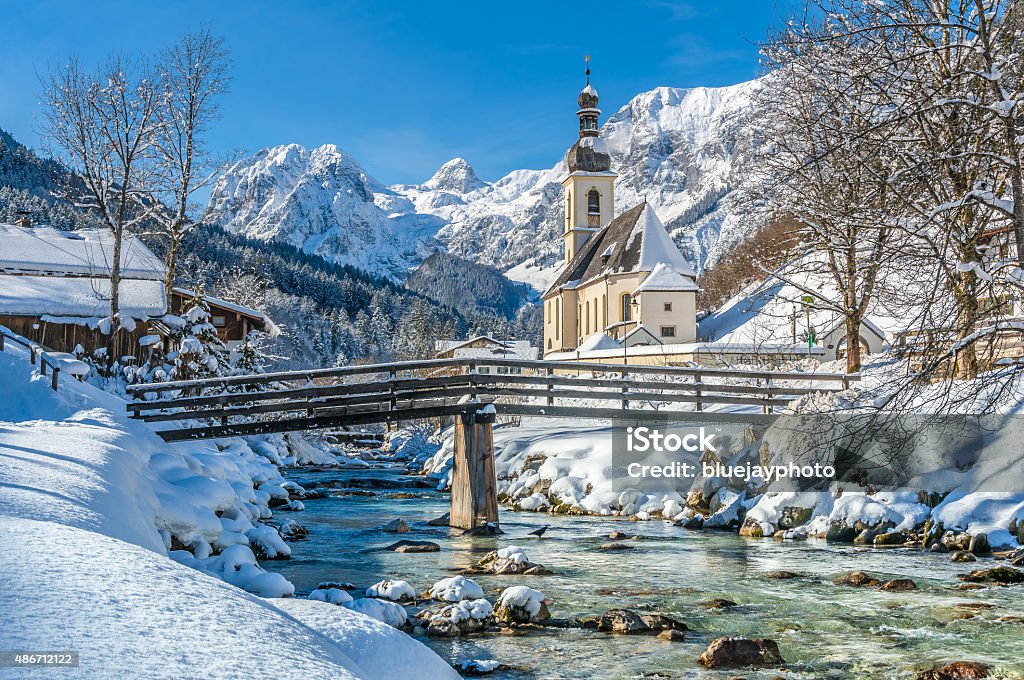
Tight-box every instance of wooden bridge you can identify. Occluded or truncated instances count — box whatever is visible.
[126,357,858,530]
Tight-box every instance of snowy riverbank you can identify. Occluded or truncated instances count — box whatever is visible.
[413,356,1024,551]
[0,340,458,679]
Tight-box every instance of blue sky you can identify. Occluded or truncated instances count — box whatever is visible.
[0,0,796,184]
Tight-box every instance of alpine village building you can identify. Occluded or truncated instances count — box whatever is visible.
[542,72,699,360]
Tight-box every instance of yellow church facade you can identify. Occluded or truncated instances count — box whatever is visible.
[542,73,699,358]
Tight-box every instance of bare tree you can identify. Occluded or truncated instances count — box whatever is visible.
[757,23,904,374]
[154,29,231,299]
[39,56,163,362]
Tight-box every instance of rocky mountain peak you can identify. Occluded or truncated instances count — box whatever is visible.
[424,157,486,194]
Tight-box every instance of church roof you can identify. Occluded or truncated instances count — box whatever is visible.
[632,262,699,293]
[544,202,696,296]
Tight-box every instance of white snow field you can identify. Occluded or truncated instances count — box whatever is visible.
[0,339,458,679]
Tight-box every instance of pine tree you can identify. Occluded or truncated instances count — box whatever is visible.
[167,290,230,382]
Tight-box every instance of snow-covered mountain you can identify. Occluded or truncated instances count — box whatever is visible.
[205,80,766,288]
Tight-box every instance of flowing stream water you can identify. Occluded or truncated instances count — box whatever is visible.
[276,462,1024,679]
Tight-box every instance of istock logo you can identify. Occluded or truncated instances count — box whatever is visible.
[626,426,718,453]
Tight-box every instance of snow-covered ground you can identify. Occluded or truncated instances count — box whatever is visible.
[0,339,458,679]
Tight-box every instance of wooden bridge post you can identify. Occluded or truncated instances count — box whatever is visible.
[449,408,499,530]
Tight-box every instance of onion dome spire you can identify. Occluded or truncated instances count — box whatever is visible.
[566,56,611,173]
[577,56,600,138]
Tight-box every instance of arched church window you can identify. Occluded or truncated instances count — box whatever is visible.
[555,299,560,339]
[585,300,591,335]
[587,189,600,215]
[621,293,632,322]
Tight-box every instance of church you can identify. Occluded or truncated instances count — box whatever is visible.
[542,71,699,358]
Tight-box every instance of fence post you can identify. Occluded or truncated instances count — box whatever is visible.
[30,346,38,365]
[51,366,60,391]
[842,374,850,390]
[764,376,774,415]
[0,333,4,351]
[694,369,702,413]
[621,371,629,410]
[388,369,397,429]
[546,365,554,406]
[39,357,47,376]
[468,362,477,402]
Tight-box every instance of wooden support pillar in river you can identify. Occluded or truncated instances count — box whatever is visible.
[449,408,499,530]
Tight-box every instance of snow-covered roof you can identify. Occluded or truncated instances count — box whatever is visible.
[697,255,887,349]
[435,335,503,353]
[0,274,166,320]
[435,336,538,361]
[577,332,620,352]
[582,83,598,98]
[0,223,165,280]
[633,262,699,294]
[454,341,538,361]
[545,203,697,296]
[172,287,280,337]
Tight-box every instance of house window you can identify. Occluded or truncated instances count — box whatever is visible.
[660,326,676,338]
[664,302,672,312]
[621,293,632,322]
[212,315,227,327]
[548,338,552,350]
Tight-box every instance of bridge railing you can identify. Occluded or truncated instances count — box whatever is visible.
[125,356,859,396]
[125,357,860,441]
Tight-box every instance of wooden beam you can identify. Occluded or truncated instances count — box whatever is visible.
[449,412,499,530]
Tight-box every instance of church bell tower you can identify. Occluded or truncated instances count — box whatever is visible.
[562,57,616,263]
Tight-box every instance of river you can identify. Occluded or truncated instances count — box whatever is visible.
[276,462,1024,679]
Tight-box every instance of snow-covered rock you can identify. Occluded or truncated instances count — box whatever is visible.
[494,586,549,624]
[366,579,417,602]
[428,575,484,602]
[310,587,355,605]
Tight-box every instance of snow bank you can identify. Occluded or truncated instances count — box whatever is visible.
[425,421,688,518]
[0,338,456,676]
[0,519,380,679]
[270,599,459,680]
[343,598,409,628]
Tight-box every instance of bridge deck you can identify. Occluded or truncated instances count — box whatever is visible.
[125,358,858,441]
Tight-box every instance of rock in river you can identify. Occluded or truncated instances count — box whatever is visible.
[958,566,1024,585]
[383,518,410,533]
[584,609,687,635]
[881,578,918,592]
[697,636,784,668]
[377,540,440,553]
[833,571,882,587]
[916,660,990,679]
